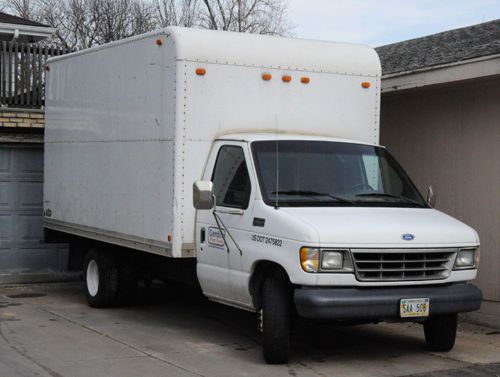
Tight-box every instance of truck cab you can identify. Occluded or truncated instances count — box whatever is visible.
[194,133,482,363]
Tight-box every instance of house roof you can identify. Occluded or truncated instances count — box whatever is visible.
[0,11,50,28]
[376,19,500,76]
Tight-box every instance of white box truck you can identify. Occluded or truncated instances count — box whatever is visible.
[43,27,482,364]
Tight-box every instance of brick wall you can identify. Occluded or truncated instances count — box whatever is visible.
[0,109,44,129]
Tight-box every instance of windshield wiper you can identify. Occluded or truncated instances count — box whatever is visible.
[355,193,425,207]
[272,190,354,204]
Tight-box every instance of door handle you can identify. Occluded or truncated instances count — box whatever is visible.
[200,227,206,244]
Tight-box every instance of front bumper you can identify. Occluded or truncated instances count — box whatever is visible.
[294,283,482,320]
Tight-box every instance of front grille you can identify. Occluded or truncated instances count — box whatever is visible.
[351,249,457,282]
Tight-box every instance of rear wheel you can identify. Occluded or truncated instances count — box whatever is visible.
[84,249,118,308]
[261,274,291,364]
[424,313,457,351]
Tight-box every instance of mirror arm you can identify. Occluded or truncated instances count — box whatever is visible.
[427,185,437,207]
[212,207,243,256]
[212,211,231,253]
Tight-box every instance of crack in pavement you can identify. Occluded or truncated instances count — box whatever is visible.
[40,308,206,377]
[399,362,500,377]
[297,361,329,377]
[395,347,500,377]
[425,350,477,366]
[0,320,64,377]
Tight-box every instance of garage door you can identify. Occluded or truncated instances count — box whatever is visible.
[0,143,67,280]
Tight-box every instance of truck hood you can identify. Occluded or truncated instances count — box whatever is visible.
[279,207,478,247]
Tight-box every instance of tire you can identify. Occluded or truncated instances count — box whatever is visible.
[261,274,291,364]
[423,313,457,352]
[116,258,138,305]
[84,249,118,308]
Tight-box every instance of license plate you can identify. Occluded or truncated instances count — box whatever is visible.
[400,298,430,318]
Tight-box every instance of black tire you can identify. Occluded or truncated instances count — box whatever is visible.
[424,313,457,352]
[84,249,118,308]
[261,274,291,364]
[116,258,138,305]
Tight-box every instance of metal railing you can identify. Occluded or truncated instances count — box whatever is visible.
[0,42,70,109]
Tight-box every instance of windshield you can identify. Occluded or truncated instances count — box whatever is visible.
[251,141,427,208]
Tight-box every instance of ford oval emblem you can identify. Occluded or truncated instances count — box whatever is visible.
[402,234,415,241]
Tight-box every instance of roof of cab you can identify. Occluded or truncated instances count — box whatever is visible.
[48,27,381,77]
[217,133,380,147]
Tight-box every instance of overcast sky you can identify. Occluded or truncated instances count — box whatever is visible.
[287,0,500,46]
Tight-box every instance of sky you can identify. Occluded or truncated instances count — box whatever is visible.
[287,0,500,46]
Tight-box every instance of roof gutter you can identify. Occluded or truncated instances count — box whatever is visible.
[0,22,56,40]
[381,53,500,93]
[382,53,500,79]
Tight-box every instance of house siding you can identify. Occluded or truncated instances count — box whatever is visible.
[381,78,500,312]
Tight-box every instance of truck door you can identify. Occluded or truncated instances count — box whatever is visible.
[196,142,254,305]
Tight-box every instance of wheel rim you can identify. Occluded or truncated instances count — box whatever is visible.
[258,309,263,333]
[86,259,99,297]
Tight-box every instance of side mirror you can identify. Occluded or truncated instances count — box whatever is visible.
[193,181,214,210]
[427,185,437,207]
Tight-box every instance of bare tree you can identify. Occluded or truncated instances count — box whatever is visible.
[31,0,101,49]
[96,0,156,44]
[154,0,201,27]
[1,0,157,49]
[143,0,294,36]
[199,0,293,35]
[1,0,37,19]
[130,0,157,34]
[0,0,293,49]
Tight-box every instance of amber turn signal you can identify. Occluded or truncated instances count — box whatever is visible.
[300,247,320,272]
[262,73,272,81]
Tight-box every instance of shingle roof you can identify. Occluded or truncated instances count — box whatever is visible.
[376,19,500,76]
[0,11,50,28]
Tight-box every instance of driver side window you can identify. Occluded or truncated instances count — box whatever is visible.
[211,146,251,209]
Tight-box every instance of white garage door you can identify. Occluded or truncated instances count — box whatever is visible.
[0,143,67,280]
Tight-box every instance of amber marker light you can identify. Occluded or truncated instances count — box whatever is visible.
[361,81,371,88]
[301,76,310,84]
[282,75,292,83]
[262,73,272,81]
[167,234,172,242]
[155,38,163,46]
[300,247,320,272]
[196,68,206,76]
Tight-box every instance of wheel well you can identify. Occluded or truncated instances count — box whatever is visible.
[249,261,291,311]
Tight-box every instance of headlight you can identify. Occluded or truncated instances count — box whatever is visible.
[300,248,353,273]
[321,251,343,270]
[454,248,479,269]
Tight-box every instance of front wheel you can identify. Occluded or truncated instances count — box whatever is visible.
[261,274,291,364]
[423,313,457,351]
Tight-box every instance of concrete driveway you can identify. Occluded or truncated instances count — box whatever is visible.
[0,282,499,377]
